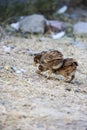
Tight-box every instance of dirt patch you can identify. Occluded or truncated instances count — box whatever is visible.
[0,35,87,130]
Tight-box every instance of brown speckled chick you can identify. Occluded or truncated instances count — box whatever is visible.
[53,58,78,82]
[35,50,64,76]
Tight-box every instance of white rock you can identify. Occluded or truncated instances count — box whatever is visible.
[20,69,26,73]
[3,45,11,53]
[51,31,65,40]
[57,5,68,14]
[11,67,26,74]
[28,50,41,56]
[16,70,22,74]
[11,22,20,31]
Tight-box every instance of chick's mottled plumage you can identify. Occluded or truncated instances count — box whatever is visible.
[40,50,63,63]
[53,58,78,82]
[39,50,63,71]
[34,50,78,82]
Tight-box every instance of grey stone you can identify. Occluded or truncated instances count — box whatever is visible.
[74,22,87,34]
[19,14,46,34]
[46,20,66,32]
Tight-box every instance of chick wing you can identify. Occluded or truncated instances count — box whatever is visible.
[40,50,63,64]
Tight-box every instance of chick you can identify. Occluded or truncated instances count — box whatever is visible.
[52,58,78,82]
[36,50,63,76]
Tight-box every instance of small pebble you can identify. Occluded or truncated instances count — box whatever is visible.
[3,45,11,53]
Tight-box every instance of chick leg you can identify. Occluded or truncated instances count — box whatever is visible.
[64,76,69,82]
[68,75,75,83]
[47,69,52,79]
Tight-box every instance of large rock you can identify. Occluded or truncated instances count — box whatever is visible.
[74,22,87,34]
[19,14,46,34]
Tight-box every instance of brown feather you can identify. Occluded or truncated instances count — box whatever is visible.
[53,58,78,82]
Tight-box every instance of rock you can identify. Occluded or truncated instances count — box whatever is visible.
[28,50,40,56]
[11,22,20,31]
[70,9,87,21]
[46,20,66,33]
[3,45,11,53]
[51,31,65,39]
[19,14,46,34]
[74,22,87,34]
[56,5,68,14]
[9,66,27,74]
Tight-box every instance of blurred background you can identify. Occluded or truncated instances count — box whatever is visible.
[0,1,87,130]
[0,0,87,21]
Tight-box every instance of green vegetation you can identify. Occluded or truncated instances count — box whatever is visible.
[0,0,58,22]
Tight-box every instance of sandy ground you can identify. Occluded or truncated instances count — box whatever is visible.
[0,34,87,130]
